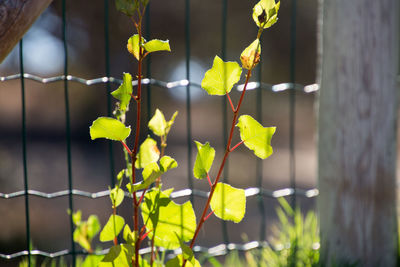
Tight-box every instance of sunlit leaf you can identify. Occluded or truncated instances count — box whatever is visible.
[110,187,125,208]
[72,210,82,225]
[99,215,125,242]
[240,39,261,70]
[98,244,134,267]
[193,141,215,179]
[144,39,171,53]
[166,255,201,267]
[90,117,131,141]
[252,0,280,29]
[148,109,178,137]
[201,56,242,95]
[236,115,276,159]
[135,136,160,169]
[160,156,178,173]
[210,183,246,223]
[81,255,104,267]
[141,188,196,249]
[127,34,145,60]
[122,224,136,245]
[111,73,133,112]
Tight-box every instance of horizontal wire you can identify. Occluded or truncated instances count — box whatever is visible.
[0,73,319,93]
[0,187,318,200]
[0,240,320,260]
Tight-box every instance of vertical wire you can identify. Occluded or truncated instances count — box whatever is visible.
[104,0,115,187]
[256,64,265,242]
[145,3,152,125]
[185,0,193,203]
[20,40,31,267]
[289,0,297,265]
[220,0,229,245]
[289,0,297,212]
[62,1,76,265]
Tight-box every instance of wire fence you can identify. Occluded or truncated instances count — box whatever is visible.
[0,0,319,265]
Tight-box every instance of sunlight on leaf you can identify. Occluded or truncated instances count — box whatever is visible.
[135,136,160,169]
[236,115,276,159]
[240,39,261,70]
[144,39,171,53]
[90,117,131,141]
[141,188,196,249]
[127,34,144,60]
[252,0,280,29]
[210,183,246,223]
[99,215,125,242]
[201,56,242,95]
[193,141,215,179]
[111,73,133,112]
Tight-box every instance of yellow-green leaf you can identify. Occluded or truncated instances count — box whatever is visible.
[210,183,246,223]
[110,187,124,208]
[127,34,145,60]
[111,73,132,111]
[166,255,201,267]
[252,0,280,29]
[99,215,125,242]
[135,136,160,169]
[240,39,261,70]
[90,117,131,141]
[141,188,196,249]
[201,56,242,95]
[144,39,171,53]
[98,244,134,267]
[236,115,276,159]
[193,141,215,179]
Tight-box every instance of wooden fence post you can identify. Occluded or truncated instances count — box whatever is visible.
[0,0,53,63]
[317,0,399,266]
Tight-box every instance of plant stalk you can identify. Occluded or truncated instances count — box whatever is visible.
[182,69,252,267]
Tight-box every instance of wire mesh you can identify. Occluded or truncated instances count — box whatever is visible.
[0,0,317,265]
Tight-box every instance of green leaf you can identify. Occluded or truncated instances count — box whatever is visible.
[159,156,178,173]
[175,233,196,266]
[135,136,160,169]
[166,255,201,267]
[252,0,280,29]
[133,162,162,191]
[141,188,197,249]
[110,187,125,208]
[115,0,138,16]
[122,224,136,245]
[86,215,101,240]
[210,183,246,223]
[73,214,100,251]
[72,210,82,225]
[127,34,145,60]
[116,169,125,182]
[98,244,134,267]
[99,215,125,242]
[148,109,178,137]
[201,56,242,95]
[90,117,131,141]
[81,255,104,267]
[111,73,133,112]
[144,39,171,53]
[193,141,215,179]
[240,39,261,70]
[148,109,167,136]
[236,115,276,159]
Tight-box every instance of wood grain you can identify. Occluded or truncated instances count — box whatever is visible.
[0,0,53,63]
[317,0,399,266]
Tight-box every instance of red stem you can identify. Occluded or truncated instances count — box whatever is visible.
[121,141,132,155]
[226,93,235,113]
[230,140,244,153]
[207,173,212,188]
[183,69,252,267]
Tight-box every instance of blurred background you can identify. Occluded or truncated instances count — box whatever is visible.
[0,0,318,265]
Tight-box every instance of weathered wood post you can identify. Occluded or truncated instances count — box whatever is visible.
[0,0,53,63]
[317,0,399,266]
